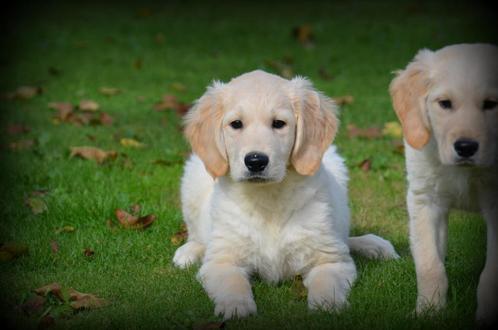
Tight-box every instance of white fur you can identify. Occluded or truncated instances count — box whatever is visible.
[391,44,498,325]
[174,70,399,319]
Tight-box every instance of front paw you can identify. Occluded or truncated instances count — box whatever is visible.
[308,289,349,312]
[415,295,446,316]
[214,294,257,319]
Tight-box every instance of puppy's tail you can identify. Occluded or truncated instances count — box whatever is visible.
[348,234,400,260]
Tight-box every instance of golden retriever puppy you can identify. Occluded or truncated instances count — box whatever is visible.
[174,70,399,319]
[390,43,498,325]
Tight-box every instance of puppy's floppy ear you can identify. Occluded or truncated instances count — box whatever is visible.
[389,49,434,149]
[184,81,228,178]
[290,77,338,176]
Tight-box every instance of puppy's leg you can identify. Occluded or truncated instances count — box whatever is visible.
[408,191,449,314]
[348,234,400,260]
[198,259,256,319]
[476,192,498,326]
[304,257,357,311]
[173,240,205,268]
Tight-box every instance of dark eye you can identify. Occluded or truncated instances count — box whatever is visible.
[438,100,452,109]
[272,120,286,129]
[229,120,243,129]
[483,100,497,111]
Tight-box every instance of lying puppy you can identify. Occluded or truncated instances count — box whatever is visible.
[390,44,498,325]
[174,70,399,319]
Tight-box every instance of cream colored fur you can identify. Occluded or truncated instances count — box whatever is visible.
[390,43,498,325]
[174,70,399,319]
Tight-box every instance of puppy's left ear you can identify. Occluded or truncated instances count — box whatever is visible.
[184,81,228,178]
[290,77,338,176]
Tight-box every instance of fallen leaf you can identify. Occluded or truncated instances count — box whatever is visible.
[68,288,108,310]
[70,146,117,164]
[55,226,76,234]
[49,102,74,123]
[382,121,403,139]
[9,139,35,151]
[318,67,333,81]
[26,197,48,215]
[14,86,42,99]
[83,248,94,257]
[347,124,383,140]
[392,139,405,154]
[130,204,141,214]
[31,189,49,197]
[171,224,188,246]
[99,87,121,96]
[0,242,29,261]
[78,100,100,112]
[292,25,314,48]
[291,275,307,300]
[115,209,156,229]
[170,82,186,92]
[50,240,59,254]
[6,123,30,135]
[359,159,372,172]
[34,283,65,302]
[98,112,114,126]
[265,59,294,79]
[153,94,191,116]
[120,138,145,148]
[20,294,46,315]
[333,95,354,106]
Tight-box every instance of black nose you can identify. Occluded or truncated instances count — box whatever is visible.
[244,152,269,172]
[454,138,479,158]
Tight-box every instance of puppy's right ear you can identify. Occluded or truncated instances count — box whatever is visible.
[184,81,228,178]
[389,49,433,149]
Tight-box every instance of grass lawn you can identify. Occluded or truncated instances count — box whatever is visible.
[0,1,496,329]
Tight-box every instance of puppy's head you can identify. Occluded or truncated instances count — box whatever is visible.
[390,43,498,167]
[184,70,338,182]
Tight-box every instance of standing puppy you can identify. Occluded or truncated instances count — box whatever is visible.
[390,44,498,325]
[174,70,399,319]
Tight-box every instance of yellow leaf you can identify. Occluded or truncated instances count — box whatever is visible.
[120,138,145,148]
[382,121,403,139]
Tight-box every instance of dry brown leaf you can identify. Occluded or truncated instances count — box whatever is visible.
[333,95,354,106]
[15,86,42,99]
[83,248,95,257]
[50,240,59,254]
[21,295,46,315]
[68,288,108,310]
[6,123,30,135]
[98,112,114,126]
[347,124,383,140]
[392,139,405,154]
[130,204,141,214]
[0,242,29,261]
[70,146,117,164]
[292,25,314,47]
[99,87,121,96]
[48,102,74,118]
[25,197,48,215]
[78,100,100,112]
[359,159,372,172]
[318,67,333,81]
[171,224,188,246]
[114,208,156,229]
[9,139,35,151]
[34,283,65,302]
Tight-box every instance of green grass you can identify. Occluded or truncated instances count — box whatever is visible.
[0,1,495,329]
